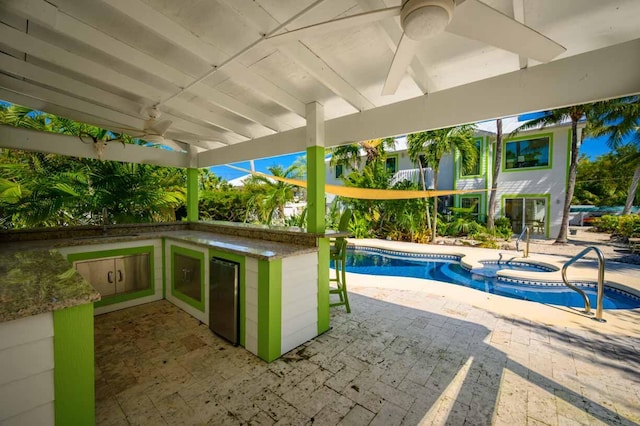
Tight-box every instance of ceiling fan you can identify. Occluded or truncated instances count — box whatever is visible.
[123,108,186,152]
[266,0,566,95]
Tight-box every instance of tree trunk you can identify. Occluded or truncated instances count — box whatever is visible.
[487,118,502,230]
[555,119,580,244]
[432,173,439,242]
[623,163,640,214]
[416,157,432,230]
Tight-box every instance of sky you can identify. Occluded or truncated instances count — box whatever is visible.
[211,115,621,181]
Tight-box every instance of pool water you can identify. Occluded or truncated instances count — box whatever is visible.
[342,249,640,310]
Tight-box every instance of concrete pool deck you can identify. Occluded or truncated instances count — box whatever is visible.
[346,239,640,334]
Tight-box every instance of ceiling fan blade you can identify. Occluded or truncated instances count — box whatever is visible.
[149,119,172,136]
[266,6,400,45]
[382,34,419,96]
[446,0,565,63]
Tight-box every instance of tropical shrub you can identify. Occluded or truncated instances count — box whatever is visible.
[593,214,640,238]
[593,215,620,233]
[493,216,513,240]
[617,215,640,238]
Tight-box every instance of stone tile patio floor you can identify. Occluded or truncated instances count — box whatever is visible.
[96,293,640,425]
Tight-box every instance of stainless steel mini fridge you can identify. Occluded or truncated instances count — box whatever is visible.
[209,257,240,345]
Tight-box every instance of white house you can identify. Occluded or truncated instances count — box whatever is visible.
[326,117,583,239]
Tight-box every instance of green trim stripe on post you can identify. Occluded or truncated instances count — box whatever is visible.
[170,245,205,312]
[316,237,330,333]
[306,146,325,233]
[306,145,329,334]
[257,259,282,362]
[67,246,155,308]
[187,168,199,222]
[54,303,94,426]
[209,249,246,347]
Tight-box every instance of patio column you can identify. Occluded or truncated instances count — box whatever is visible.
[186,146,199,222]
[306,102,330,334]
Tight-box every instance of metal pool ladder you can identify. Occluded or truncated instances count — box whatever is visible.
[561,246,606,322]
[516,226,530,258]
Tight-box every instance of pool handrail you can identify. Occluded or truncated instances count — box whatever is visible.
[516,226,530,258]
[561,246,606,322]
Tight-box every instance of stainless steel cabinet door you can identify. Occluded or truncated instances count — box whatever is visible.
[75,259,116,297]
[115,254,151,294]
[173,253,202,302]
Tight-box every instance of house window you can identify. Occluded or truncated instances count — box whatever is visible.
[504,197,547,236]
[386,156,397,174]
[461,140,481,177]
[335,164,344,178]
[461,196,480,217]
[505,136,550,170]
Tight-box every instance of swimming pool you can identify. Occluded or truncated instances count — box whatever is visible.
[343,247,640,310]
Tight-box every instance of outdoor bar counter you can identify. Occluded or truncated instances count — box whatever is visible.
[0,221,329,425]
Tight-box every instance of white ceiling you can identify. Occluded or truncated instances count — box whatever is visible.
[1,0,639,168]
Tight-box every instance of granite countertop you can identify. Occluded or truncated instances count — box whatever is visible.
[14,230,319,260]
[0,228,319,323]
[163,231,318,260]
[0,247,100,323]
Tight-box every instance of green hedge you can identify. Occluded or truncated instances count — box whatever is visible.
[593,214,640,238]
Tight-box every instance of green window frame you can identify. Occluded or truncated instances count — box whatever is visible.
[503,133,553,172]
[335,164,344,178]
[385,155,398,174]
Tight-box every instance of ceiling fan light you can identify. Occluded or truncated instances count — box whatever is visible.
[402,0,454,41]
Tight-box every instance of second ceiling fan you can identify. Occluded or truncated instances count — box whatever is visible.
[267,0,566,95]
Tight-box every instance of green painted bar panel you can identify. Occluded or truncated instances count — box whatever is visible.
[53,303,94,426]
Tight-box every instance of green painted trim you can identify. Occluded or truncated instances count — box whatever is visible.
[459,137,484,178]
[566,128,572,187]
[95,288,154,307]
[317,237,330,334]
[162,238,167,299]
[483,137,490,220]
[54,303,94,426]
[208,249,246,347]
[385,153,399,174]
[502,132,554,173]
[67,246,155,308]
[66,245,154,262]
[187,168,199,222]
[453,149,458,206]
[170,245,205,312]
[306,146,325,233]
[257,259,282,362]
[501,193,552,238]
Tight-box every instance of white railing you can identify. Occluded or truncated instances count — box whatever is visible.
[390,168,434,188]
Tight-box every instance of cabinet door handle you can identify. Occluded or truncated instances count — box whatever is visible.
[117,270,123,282]
[107,271,114,283]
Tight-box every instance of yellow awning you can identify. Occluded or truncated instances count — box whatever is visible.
[227,165,492,200]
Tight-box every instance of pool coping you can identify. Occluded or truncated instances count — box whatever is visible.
[347,239,640,301]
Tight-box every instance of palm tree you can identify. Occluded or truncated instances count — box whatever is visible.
[588,96,640,214]
[329,138,396,174]
[407,134,433,230]
[486,118,503,231]
[247,164,303,225]
[407,126,477,241]
[516,100,626,243]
